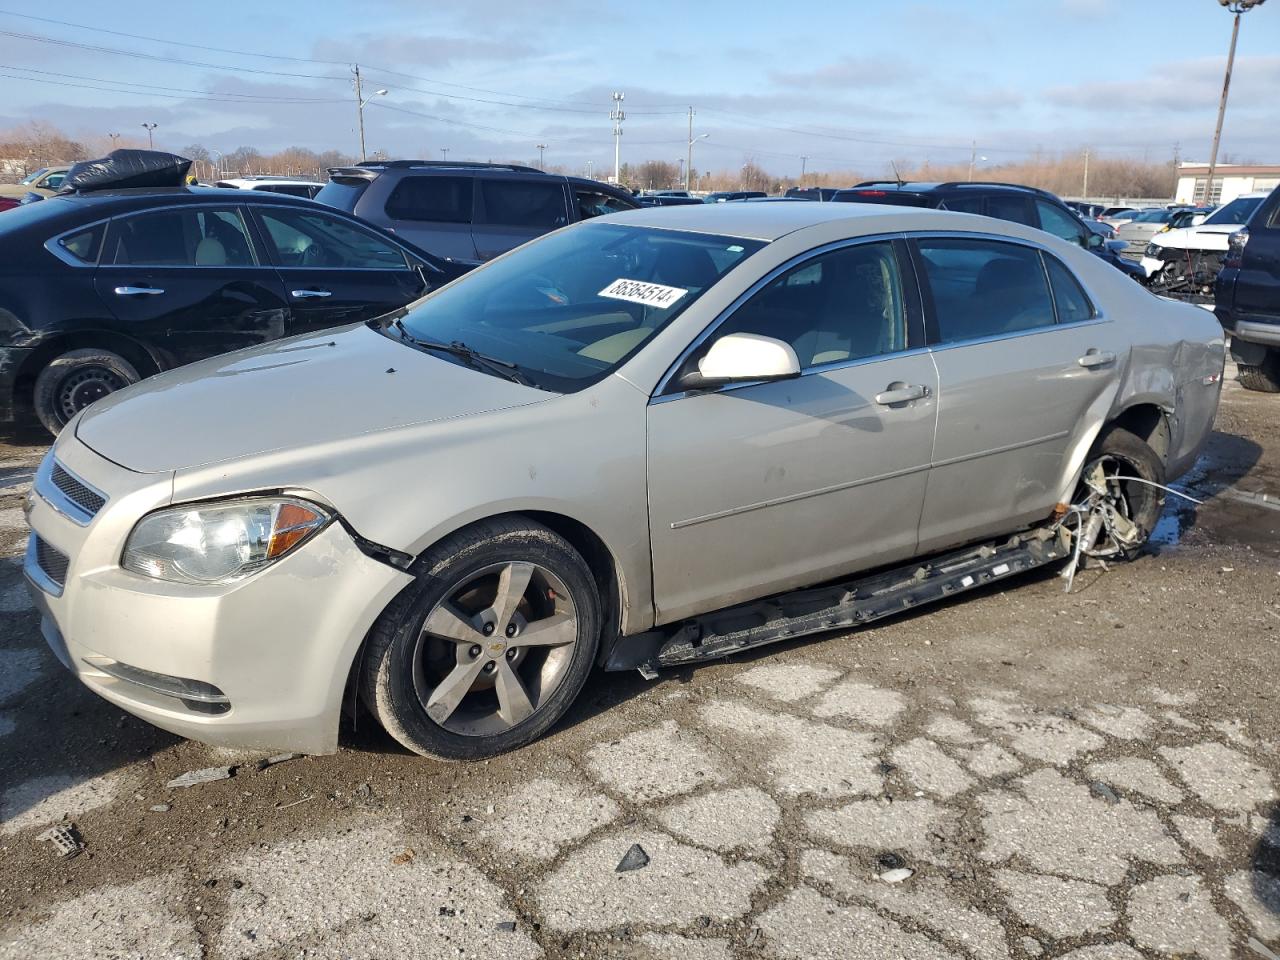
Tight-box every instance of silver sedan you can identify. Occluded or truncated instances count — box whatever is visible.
[24,202,1225,759]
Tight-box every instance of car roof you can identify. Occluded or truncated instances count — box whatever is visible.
[606,198,1007,241]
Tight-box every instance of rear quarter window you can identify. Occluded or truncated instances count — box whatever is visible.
[384,176,474,223]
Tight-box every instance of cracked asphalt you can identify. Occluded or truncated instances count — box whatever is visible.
[1,367,1279,960]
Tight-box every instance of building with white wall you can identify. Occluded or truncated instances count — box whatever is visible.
[1175,163,1280,206]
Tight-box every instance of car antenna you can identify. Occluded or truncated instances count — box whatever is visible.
[889,161,905,187]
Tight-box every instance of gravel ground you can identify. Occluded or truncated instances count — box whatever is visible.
[0,370,1278,960]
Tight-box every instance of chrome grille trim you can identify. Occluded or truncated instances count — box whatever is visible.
[33,456,107,526]
[51,463,107,517]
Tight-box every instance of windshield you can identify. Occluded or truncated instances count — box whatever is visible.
[19,168,49,185]
[1132,209,1173,223]
[1204,196,1263,226]
[393,222,764,392]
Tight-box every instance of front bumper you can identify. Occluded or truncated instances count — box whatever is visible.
[23,437,413,754]
[1138,255,1164,278]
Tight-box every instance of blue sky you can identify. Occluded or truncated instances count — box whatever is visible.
[1,0,1278,177]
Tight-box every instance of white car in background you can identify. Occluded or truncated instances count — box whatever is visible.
[1141,193,1270,294]
[214,176,324,199]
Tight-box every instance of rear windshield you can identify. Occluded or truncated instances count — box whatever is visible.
[1204,196,1263,226]
[314,178,370,213]
[834,190,932,207]
[1131,209,1173,223]
[393,222,765,392]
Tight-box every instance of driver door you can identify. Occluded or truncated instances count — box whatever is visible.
[645,239,939,624]
[248,204,428,336]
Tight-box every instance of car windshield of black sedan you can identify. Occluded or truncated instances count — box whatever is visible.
[392,223,764,391]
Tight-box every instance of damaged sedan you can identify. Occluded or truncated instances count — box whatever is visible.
[24,202,1224,760]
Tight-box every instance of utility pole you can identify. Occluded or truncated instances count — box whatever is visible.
[1172,141,1182,199]
[141,122,157,149]
[685,106,708,192]
[1206,1,1265,205]
[1081,148,1090,199]
[800,155,809,184]
[611,92,625,184]
[353,66,366,161]
[440,147,449,162]
[968,140,976,182]
[676,158,684,186]
[536,143,547,170]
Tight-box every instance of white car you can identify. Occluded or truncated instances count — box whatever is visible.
[1141,193,1269,290]
[214,176,323,199]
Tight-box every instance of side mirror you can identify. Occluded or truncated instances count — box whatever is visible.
[1105,239,1128,255]
[1086,232,1104,250]
[678,332,801,391]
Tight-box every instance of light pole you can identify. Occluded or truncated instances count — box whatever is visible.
[800,155,809,184]
[352,65,387,162]
[141,122,157,149]
[440,147,450,162]
[1206,0,1266,203]
[536,143,547,170]
[676,158,684,188]
[686,132,708,191]
[967,142,988,182]
[108,132,120,150]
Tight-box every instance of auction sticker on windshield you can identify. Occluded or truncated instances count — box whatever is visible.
[598,278,689,309]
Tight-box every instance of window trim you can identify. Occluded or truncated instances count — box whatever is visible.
[652,233,925,402]
[247,205,412,271]
[906,231,1110,352]
[95,203,270,270]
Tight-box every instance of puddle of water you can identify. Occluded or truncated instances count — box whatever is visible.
[1149,509,1186,547]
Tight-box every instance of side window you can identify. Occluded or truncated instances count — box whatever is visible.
[107,208,256,267]
[713,241,907,368]
[575,189,634,220]
[917,238,1055,342]
[256,208,408,269]
[1035,200,1088,247]
[984,195,1035,226]
[56,223,106,263]
[940,195,982,215]
[477,180,568,228]
[1044,255,1096,324]
[43,172,66,189]
[384,176,473,223]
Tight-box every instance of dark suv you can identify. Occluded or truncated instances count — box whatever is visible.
[832,181,1145,280]
[315,161,639,264]
[1216,184,1280,392]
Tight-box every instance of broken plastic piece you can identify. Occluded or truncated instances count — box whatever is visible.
[255,753,302,771]
[615,843,650,872]
[167,766,235,788]
[37,824,84,859]
[879,867,914,884]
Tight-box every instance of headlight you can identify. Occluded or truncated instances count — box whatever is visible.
[122,497,331,584]
[1145,242,1163,258]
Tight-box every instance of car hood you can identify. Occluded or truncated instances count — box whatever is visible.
[74,324,550,473]
[1149,222,1243,252]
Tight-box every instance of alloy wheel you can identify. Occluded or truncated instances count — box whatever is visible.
[412,561,579,736]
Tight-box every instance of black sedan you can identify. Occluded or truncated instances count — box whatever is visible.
[0,187,469,434]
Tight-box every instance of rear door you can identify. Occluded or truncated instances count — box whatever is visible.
[248,204,428,336]
[380,175,477,261]
[93,204,290,365]
[473,177,571,260]
[911,235,1124,553]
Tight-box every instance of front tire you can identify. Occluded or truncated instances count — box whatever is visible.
[33,348,140,436]
[360,516,601,761]
[1238,350,1280,393]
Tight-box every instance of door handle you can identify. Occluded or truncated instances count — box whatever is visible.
[1077,350,1116,368]
[874,383,929,405]
[113,285,164,296]
[291,289,333,298]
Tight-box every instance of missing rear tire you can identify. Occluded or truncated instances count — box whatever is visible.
[1070,426,1166,563]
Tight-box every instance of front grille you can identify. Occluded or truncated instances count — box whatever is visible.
[51,463,106,518]
[35,536,70,587]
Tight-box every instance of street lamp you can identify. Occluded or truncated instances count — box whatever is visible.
[536,143,547,170]
[108,132,120,150]
[686,132,708,191]
[141,122,157,149]
[356,85,387,162]
[1205,0,1266,203]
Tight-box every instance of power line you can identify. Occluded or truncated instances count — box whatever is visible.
[1,64,346,101]
[0,69,347,104]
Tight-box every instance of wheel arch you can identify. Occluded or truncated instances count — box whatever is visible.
[14,331,166,418]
